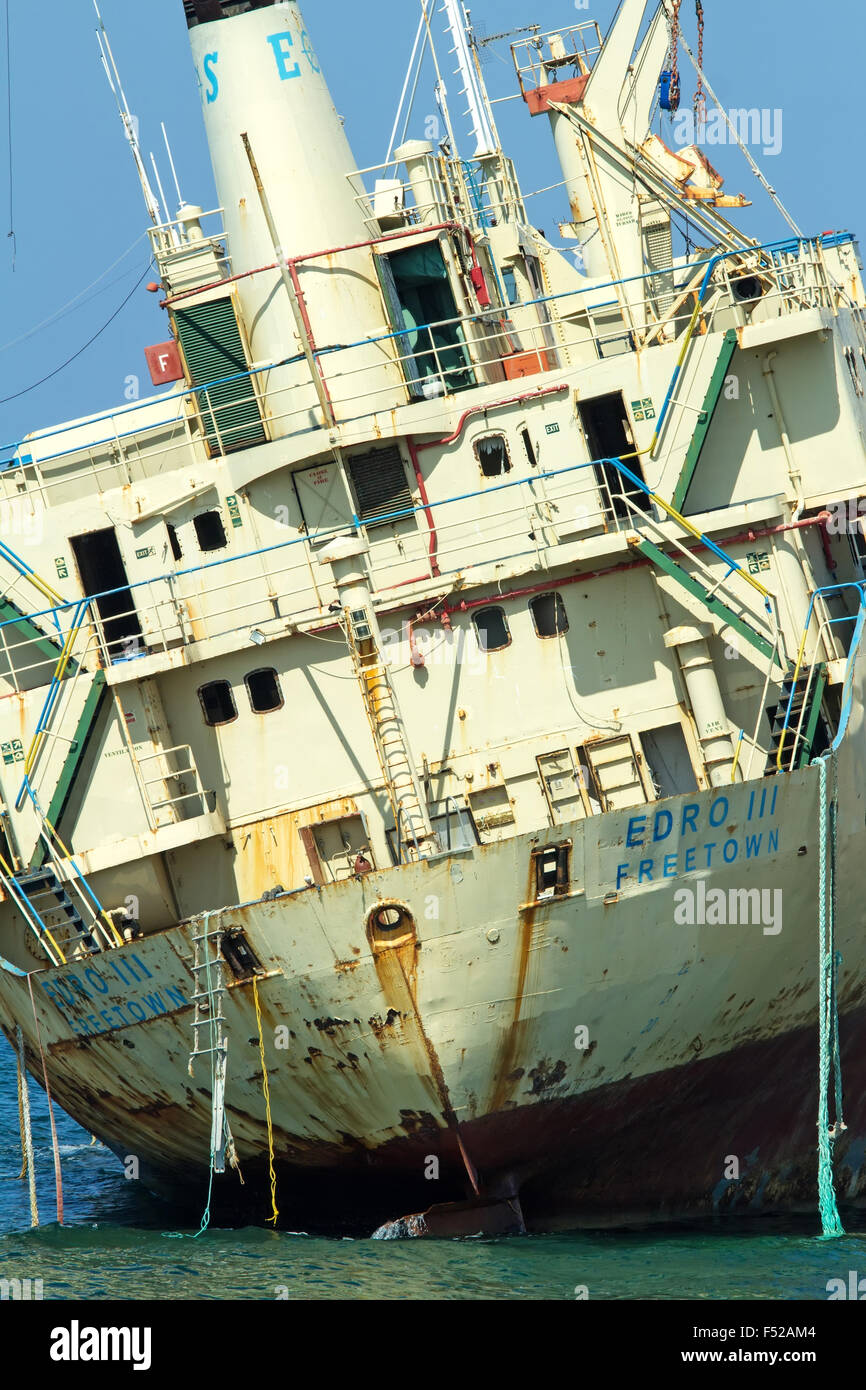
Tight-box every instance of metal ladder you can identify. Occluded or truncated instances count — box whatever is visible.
[189,918,230,1174]
[343,613,434,859]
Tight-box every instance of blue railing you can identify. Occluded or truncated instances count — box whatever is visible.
[1,231,854,465]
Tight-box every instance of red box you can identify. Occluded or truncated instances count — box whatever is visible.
[503,350,553,380]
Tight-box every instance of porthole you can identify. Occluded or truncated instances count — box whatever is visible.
[198,680,237,726]
[193,509,228,552]
[472,605,511,652]
[530,592,569,638]
[474,434,511,477]
[245,667,283,713]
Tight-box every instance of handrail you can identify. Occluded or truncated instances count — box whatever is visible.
[441,795,473,852]
[2,231,855,462]
[603,458,775,608]
[15,599,91,809]
[776,581,866,771]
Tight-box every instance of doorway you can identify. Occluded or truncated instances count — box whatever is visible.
[578,392,652,521]
[70,529,144,662]
[377,242,475,396]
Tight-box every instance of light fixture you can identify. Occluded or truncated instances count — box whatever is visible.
[249,628,266,646]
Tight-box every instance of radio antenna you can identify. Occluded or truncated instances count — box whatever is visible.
[94,0,162,226]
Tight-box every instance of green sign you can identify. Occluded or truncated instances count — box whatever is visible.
[54,556,69,580]
[226,495,243,529]
[631,397,656,422]
[747,551,770,575]
[545,423,560,436]
[1,739,24,766]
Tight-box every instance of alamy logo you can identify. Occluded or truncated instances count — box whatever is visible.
[671,107,783,157]
[827,1271,866,1300]
[50,1321,152,1372]
[0,1277,43,1300]
[673,882,782,936]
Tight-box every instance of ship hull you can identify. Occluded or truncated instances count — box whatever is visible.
[2,756,864,1234]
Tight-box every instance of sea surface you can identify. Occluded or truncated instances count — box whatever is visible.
[0,1034,862,1301]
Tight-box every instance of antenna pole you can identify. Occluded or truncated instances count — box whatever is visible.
[162,123,186,211]
[93,0,162,226]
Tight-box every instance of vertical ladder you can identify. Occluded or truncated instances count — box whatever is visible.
[344,615,433,858]
[189,920,230,1174]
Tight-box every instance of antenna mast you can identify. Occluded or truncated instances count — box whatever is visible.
[440,0,497,156]
[94,0,162,226]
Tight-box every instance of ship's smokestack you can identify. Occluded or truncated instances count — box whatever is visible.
[182,0,402,428]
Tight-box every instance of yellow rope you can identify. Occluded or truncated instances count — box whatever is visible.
[252,975,279,1226]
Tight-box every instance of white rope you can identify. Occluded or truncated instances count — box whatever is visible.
[16,1025,39,1228]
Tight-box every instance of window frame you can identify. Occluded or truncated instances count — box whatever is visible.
[472,605,512,653]
[198,679,238,727]
[244,667,284,714]
[473,433,512,478]
[193,508,229,553]
[529,591,569,639]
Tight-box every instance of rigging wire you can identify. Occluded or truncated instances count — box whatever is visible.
[385,8,428,166]
[0,230,149,355]
[0,258,153,406]
[5,0,13,267]
[673,13,803,236]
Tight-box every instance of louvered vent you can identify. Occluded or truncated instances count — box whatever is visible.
[347,447,414,527]
[644,219,675,318]
[173,299,267,455]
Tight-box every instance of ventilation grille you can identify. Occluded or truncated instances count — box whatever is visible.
[644,219,676,317]
[347,447,414,527]
[173,298,267,455]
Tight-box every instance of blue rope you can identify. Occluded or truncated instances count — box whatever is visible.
[814,754,845,1238]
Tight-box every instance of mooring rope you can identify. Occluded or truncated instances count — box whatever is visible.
[814,753,845,1237]
[15,1025,38,1228]
[26,975,64,1226]
[252,974,279,1227]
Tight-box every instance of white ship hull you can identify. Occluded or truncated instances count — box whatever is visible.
[2,670,863,1232]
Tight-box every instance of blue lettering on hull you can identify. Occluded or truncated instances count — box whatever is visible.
[37,951,187,1038]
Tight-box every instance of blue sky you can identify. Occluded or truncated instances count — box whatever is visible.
[1,0,864,451]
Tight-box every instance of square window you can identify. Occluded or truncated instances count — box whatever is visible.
[530,592,568,637]
[198,680,237,726]
[472,606,511,652]
[193,510,228,552]
[474,435,511,477]
[245,668,283,713]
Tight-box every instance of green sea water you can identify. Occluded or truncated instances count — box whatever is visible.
[1,1037,861,1300]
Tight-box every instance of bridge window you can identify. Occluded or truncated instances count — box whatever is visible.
[245,668,283,713]
[198,680,237,726]
[474,434,511,477]
[472,606,510,652]
[530,592,568,637]
[193,509,228,552]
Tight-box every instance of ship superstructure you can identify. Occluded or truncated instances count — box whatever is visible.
[1,0,866,1235]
